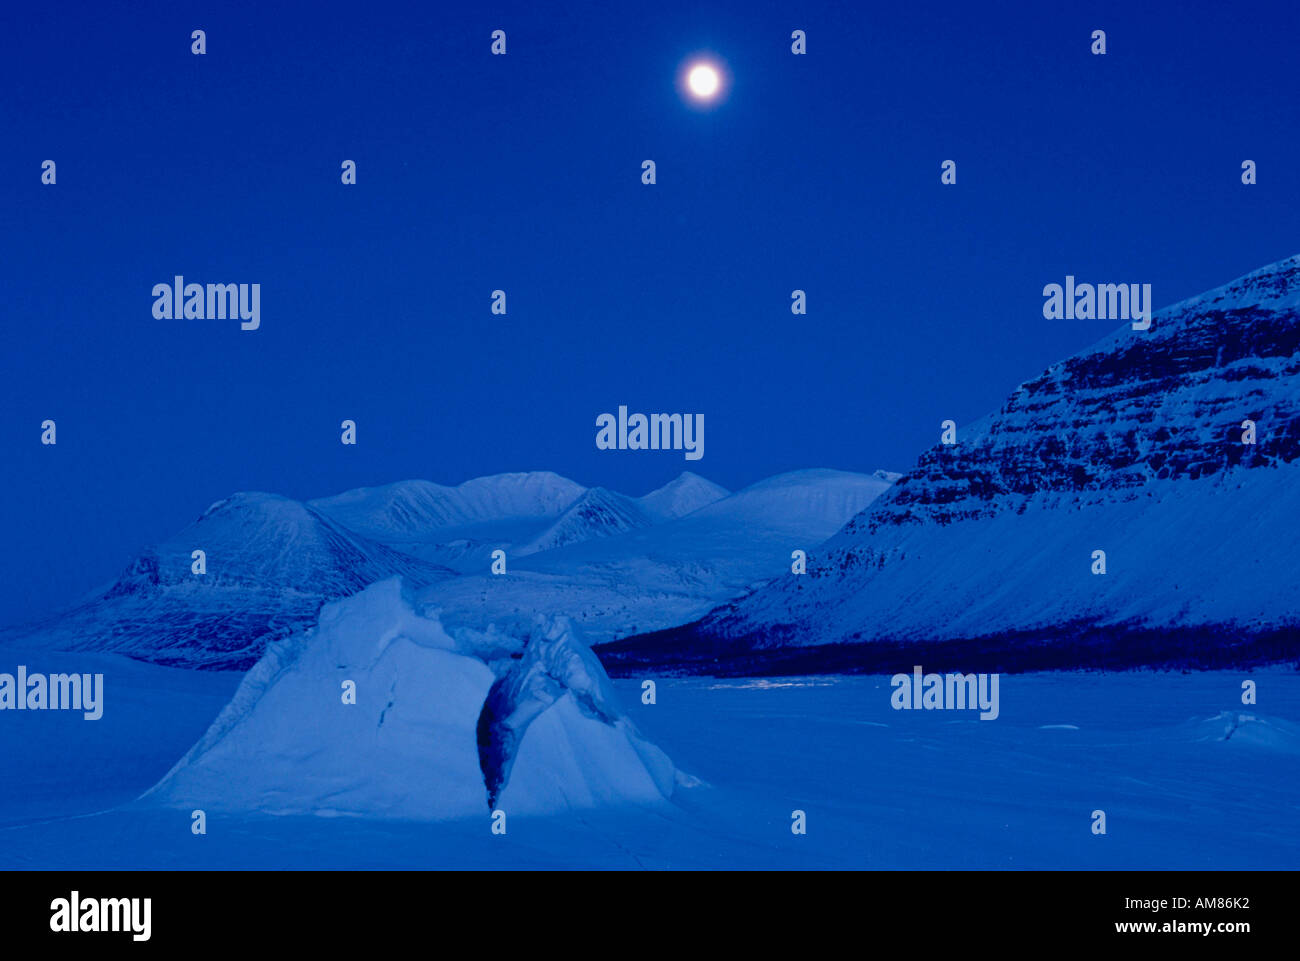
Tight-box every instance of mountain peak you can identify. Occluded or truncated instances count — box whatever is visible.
[1179,252,1300,314]
[309,471,586,540]
[5,489,455,670]
[517,487,657,555]
[639,472,729,520]
[612,252,1300,672]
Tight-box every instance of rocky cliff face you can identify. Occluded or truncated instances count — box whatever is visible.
[879,256,1300,528]
[601,256,1300,674]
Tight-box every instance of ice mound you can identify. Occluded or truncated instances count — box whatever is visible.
[143,578,679,819]
[472,614,677,809]
[1190,710,1300,752]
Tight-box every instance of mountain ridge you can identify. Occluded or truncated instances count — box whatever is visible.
[599,254,1300,674]
[1,467,899,668]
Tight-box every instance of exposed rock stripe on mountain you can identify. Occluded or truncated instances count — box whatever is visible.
[599,255,1300,675]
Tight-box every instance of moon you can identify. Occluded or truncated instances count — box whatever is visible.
[687,64,720,99]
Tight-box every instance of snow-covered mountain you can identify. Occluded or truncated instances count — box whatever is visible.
[311,471,730,567]
[513,472,732,558]
[308,472,585,541]
[425,469,899,644]
[307,472,587,570]
[601,255,1300,674]
[637,471,730,519]
[0,467,898,669]
[144,578,683,819]
[0,493,455,670]
[516,487,660,556]
[681,468,900,532]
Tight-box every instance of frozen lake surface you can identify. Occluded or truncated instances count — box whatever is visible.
[1,654,1296,869]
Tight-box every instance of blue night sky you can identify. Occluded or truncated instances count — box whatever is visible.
[2,0,1298,623]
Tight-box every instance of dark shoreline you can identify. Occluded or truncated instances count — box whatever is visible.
[595,620,1300,677]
